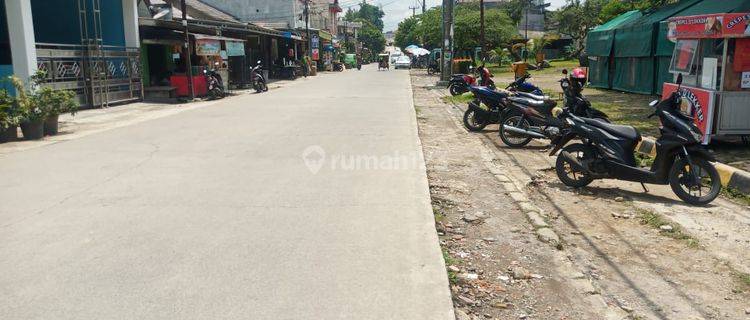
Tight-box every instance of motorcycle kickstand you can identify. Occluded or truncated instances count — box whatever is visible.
[640,182,649,193]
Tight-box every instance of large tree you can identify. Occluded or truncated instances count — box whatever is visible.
[395,4,516,51]
[552,0,606,56]
[345,1,385,31]
[394,16,421,49]
[453,3,516,52]
[357,20,386,57]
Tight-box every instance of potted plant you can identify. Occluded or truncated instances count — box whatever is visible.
[37,86,77,136]
[0,88,20,143]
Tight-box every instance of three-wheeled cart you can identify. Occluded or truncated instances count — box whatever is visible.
[378,53,389,71]
[663,13,750,144]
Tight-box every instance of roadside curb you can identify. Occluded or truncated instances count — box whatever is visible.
[438,90,564,250]
[635,138,750,194]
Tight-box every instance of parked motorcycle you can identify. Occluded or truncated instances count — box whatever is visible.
[560,68,609,120]
[505,73,543,96]
[551,74,720,205]
[250,60,268,93]
[427,63,439,75]
[462,86,511,131]
[497,70,609,147]
[204,62,224,99]
[448,66,494,96]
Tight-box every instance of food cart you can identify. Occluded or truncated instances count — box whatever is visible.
[664,13,750,144]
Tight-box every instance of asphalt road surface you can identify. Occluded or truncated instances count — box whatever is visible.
[0,65,453,320]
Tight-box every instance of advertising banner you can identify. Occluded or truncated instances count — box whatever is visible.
[196,39,221,56]
[668,13,750,39]
[661,83,715,144]
[312,48,320,61]
[226,41,245,56]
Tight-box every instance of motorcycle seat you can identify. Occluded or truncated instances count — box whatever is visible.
[509,96,557,109]
[584,118,640,141]
[515,91,548,101]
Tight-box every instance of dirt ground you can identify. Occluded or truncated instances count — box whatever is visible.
[411,70,750,320]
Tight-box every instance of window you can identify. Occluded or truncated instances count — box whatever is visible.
[670,39,699,75]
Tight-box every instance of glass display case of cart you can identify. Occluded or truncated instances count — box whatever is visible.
[665,13,750,144]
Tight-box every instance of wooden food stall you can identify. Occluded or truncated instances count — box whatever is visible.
[663,13,750,144]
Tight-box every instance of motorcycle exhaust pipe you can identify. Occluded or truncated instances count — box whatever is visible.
[559,151,589,173]
[502,125,547,139]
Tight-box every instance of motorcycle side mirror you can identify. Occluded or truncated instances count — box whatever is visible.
[562,69,568,75]
[676,73,683,85]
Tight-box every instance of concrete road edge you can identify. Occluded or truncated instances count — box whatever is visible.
[407,74,457,320]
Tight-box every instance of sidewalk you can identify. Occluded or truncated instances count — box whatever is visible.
[0,76,306,156]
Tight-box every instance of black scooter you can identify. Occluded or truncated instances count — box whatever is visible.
[250,60,268,93]
[204,62,224,99]
[551,74,721,205]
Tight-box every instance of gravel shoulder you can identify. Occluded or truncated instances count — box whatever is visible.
[411,70,750,320]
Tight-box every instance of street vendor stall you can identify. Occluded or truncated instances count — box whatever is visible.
[664,13,750,144]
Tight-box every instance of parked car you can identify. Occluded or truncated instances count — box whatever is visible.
[394,56,412,69]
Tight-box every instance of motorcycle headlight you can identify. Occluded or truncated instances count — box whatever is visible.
[552,107,563,117]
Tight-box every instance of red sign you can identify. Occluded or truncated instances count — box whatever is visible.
[661,83,715,144]
[668,13,750,39]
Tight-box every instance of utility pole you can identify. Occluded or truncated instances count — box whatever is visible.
[305,0,311,57]
[181,0,194,100]
[422,0,426,14]
[480,0,485,62]
[409,5,417,17]
[440,0,454,82]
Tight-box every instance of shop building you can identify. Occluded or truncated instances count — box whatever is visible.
[1,0,141,107]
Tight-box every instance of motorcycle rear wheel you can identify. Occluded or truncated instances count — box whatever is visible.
[499,115,532,147]
[555,143,595,188]
[463,109,489,132]
[669,157,721,205]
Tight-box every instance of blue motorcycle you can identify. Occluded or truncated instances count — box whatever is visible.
[506,73,543,96]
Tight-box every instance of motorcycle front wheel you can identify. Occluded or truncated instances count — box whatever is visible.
[448,84,465,96]
[499,115,533,147]
[669,156,721,205]
[463,109,489,132]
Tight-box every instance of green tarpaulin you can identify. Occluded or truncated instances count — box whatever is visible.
[586,10,642,56]
[588,0,750,95]
[586,10,643,89]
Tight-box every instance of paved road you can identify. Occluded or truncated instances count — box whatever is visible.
[0,65,453,320]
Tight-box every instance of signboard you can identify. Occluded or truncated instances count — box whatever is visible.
[668,13,750,39]
[196,39,221,56]
[312,35,320,49]
[662,83,715,144]
[312,48,320,61]
[742,72,750,89]
[226,41,245,56]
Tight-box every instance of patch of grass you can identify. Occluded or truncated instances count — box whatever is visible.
[736,272,750,288]
[441,92,474,105]
[635,153,655,168]
[637,208,700,248]
[442,248,459,284]
[433,207,445,223]
[721,187,750,206]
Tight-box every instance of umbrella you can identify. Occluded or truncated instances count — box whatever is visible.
[404,45,419,52]
[412,48,431,56]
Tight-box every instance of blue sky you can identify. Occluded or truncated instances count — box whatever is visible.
[347,0,568,32]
